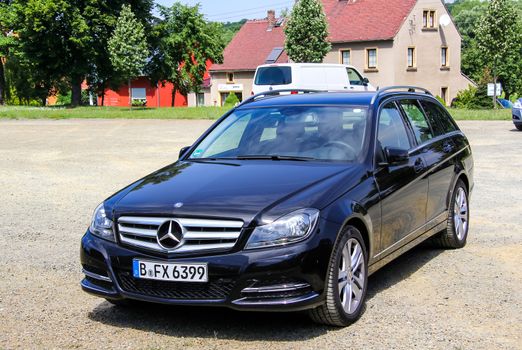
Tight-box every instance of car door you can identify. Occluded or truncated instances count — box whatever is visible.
[418,99,459,226]
[373,100,429,255]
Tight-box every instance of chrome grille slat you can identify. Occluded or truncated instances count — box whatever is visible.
[118,225,157,238]
[118,216,244,254]
[183,231,240,240]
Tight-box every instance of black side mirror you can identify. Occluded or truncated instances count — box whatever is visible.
[362,77,370,86]
[179,146,190,159]
[385,147,409,164]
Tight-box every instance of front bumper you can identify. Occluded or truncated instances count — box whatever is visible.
[80,219,340,312]
[513,108,522,125]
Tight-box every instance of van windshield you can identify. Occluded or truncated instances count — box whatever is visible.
[188,106,369,163]
[255,67,292,86]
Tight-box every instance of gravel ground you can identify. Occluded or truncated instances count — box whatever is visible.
[0,119,521,350]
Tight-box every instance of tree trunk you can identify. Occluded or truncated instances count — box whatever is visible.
[100,81,106,106]
[128,78,132,110]
[71,77,82,107]
[171,87,176,107]
[0,59,5,105]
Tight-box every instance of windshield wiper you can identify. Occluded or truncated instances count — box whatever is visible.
[235,155,315,161]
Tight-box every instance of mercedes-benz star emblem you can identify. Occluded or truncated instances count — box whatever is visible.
[157,220,184,250]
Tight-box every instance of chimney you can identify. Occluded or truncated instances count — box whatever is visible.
[267,10,276,29]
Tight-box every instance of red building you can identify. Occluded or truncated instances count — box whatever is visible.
[98,60,213,107]
[98,77,188,107]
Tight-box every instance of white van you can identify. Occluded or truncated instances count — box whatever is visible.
[252,63,375,95]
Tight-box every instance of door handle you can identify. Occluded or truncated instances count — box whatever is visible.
[414,158,426,173]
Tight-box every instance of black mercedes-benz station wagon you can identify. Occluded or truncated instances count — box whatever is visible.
[81,87,473,326]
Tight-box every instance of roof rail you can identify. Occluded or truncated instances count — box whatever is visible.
[376,86,433,97]
[238,89,324,107]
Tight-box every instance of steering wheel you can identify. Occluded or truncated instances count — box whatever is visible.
[323,141,357,160]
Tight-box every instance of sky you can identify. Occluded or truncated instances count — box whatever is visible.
[154,0,296,22]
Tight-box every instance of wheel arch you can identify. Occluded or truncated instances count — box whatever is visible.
[342,217,371,258]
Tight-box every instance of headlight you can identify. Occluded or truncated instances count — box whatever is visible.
[514,100,522,109]
[90,203,115,242]
[245,208,319,249]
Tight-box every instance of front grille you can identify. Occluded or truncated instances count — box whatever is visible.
[117,216,244,254]
[118,272,235,300]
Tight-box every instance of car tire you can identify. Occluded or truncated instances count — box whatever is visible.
[516,124,522,131]
[308,226,368,326]
[433,179,469,249]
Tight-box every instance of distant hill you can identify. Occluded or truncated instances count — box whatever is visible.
[220,19,247,45]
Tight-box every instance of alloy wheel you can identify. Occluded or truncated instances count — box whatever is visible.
[453,187,468,240]
[338,238,365,315]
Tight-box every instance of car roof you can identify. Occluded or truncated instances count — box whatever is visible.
[237,92,377,109]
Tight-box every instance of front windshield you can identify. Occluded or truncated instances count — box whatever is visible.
[188,106,369,162]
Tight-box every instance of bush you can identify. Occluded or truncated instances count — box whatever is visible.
[224,92,240,107]
[132,99,147,107]
[435,95,446,105]
[452,86,477,109]
[56,91,72,106]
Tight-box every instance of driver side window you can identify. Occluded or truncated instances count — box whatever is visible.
[347,68,364,86]
[376,102,411,163]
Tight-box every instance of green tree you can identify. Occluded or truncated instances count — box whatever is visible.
[11,0,93,105]
[450,1,488,82]
[10,0,153,106]
[0,0,17,104]
[284,0,331,63]
[84,0,153,106]
[476,0,522,106]
[149,3,224,106]
[108,4,149,108]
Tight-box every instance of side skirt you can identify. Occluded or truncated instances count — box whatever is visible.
[368,211,447,276]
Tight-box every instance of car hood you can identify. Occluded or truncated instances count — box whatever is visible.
[112,160,362,224]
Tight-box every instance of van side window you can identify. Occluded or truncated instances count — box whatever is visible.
[347,68,364,86]
[376,102,411,163]
[420,100,458,135]
[399,100,434,144]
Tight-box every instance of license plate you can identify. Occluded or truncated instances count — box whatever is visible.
[132,259,208,283]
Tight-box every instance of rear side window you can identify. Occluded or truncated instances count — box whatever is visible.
[399,100,434,144]
[420,100,458,135]
[255,67,292,85]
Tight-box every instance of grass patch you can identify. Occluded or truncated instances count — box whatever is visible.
[449,108,512,120]
[0,106,230,120]
[0,105,513,121]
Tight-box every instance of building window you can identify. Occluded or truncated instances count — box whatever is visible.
[226,72,234,83]
[131,87,146,105]
[441,87,448,106]
[441,47,448,67]
[407,47,416,68]
[423,10,437,29]
[366,48,377,69]
[340,49,351,65]
[196,93,205,107]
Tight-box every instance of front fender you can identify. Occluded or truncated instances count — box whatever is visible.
[319,176,381,263]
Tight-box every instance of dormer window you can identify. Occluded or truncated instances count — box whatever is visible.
[423,10,437,29]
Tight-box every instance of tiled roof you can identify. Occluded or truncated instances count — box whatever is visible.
[210,20,288,72]
[211,0,417,72]
[323,0,417,43]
